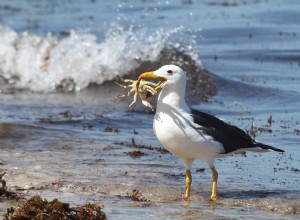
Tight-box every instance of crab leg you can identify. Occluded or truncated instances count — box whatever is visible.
[129,92,138,108]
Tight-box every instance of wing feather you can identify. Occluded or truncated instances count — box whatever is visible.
[191,109,255,153]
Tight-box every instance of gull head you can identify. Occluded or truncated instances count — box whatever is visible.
[137,65,186,90]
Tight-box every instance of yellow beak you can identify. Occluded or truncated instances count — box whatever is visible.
[137,71,156,81]
[137,71,167,93]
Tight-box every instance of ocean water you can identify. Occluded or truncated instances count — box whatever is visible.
[0,0,300,219]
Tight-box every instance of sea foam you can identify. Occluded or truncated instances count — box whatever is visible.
[0,24,201,92]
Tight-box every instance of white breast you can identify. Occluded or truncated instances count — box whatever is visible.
[153,107,224,162]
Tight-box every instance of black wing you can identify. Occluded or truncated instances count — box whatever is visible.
[191,108,258,154]
[191,109,284,153]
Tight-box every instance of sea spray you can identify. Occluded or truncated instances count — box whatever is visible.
[0,24,202,93]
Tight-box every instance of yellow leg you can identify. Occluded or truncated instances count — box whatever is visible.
[185,170,192,200]
[210,166,218,201]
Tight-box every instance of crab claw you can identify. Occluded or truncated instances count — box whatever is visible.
[146,91,154,99]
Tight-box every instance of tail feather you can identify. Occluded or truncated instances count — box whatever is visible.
[255,142,284,153]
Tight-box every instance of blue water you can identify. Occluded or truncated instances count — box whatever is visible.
[0,0,300,219]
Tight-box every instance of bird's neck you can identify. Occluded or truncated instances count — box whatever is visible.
[157,82,188,110]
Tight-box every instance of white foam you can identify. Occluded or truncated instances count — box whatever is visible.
[0,24,201,92]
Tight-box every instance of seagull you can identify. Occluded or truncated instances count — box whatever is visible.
[137,64,284,201]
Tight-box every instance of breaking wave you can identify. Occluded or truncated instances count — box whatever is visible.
[0,24,204,93]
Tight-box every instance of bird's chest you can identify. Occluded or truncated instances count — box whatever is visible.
[153,111,198,153]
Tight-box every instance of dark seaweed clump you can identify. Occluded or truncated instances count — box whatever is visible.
[4,195,107,220]
[126,189,149,202]
[0,172,22,201]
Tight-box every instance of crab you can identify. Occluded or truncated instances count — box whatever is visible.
[115,75,162,109]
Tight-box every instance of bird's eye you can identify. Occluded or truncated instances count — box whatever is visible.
[167,70,173,75]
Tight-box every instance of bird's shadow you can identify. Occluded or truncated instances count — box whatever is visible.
[155,102,206,138]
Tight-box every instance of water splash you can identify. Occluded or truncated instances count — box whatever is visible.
[0,24,202,93]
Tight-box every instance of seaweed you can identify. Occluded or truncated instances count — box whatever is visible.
[115,138,169,154]
[294,129,300,135]
[104,127,120,133]
[0,172,23,201]
[126,189,149,202]
[4,195,107,220]
[125,150,148,157]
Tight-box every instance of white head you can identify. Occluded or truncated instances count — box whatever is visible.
[138,65,186,89]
